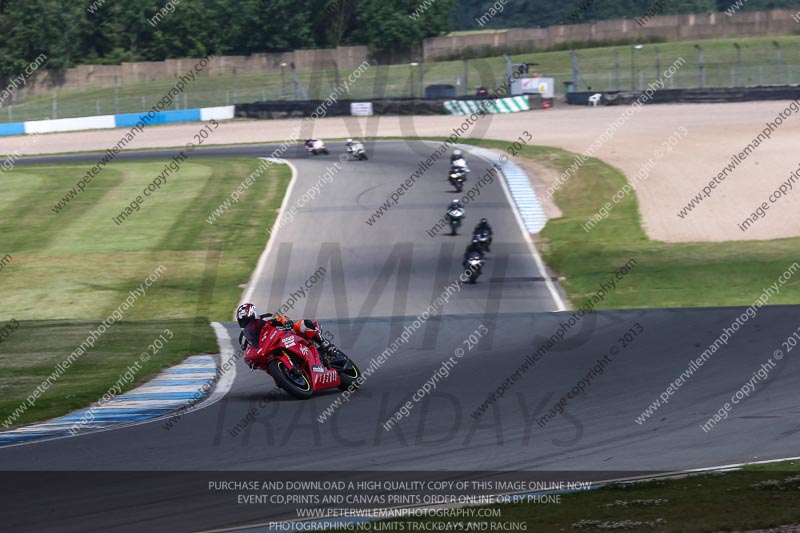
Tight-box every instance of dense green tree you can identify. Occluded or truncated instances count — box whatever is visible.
[309,0,360,48]
[0,0,794,80]
[0,0,83,89]
[229,0,315,53]
[456,0,721,29]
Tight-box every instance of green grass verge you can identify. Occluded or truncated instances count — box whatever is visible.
[454,139,800,310]
[369,462,800,532]
[0,157,290,425]
[0,318,216,427]
[0,157,289,321]
[5,34,800,123]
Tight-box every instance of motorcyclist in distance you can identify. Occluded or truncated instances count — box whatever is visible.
[463,237,485,264]
[474,218,492,235]
[445,199,466,235]
[450,149,470,174]
[236,303,344,368]
[473,218,493,252]
[346,138,364,153]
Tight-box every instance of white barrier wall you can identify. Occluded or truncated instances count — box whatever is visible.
[200,106,235,121]
[1,106,236,137]
[24,115,117,134]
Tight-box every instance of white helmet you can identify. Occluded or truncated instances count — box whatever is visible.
[347,138,353,144]
[453,149,462,157]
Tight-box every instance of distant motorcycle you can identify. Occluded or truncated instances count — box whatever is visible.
[446,207,465,235]
[448,166,467,192]
[463,251,484,284]
[347,141,368,161]
[471,228,492,253]
[304,139,329,156]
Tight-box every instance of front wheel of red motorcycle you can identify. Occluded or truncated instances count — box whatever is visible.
[268,360,314,400]
[337,361,361,391]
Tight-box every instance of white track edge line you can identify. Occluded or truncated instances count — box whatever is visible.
[464,145,566,312]
[240,158,299,305]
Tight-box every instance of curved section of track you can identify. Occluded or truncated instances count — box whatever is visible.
[3,141,799,533]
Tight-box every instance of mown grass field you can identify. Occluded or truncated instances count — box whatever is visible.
[374,462,800,532]
[0,157,290,426]
[5,34,800,123]
[457,139,800,310]
[0,319,215,427]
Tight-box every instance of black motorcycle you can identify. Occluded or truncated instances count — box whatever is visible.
[448,167,467,192]
[463,251,484,284]
[471,228,492,253]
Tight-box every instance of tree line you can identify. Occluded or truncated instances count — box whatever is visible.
[455,0,797,29]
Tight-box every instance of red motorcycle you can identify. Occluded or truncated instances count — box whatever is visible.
[243,323,360,399]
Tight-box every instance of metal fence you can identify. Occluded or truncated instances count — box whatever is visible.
[2,41,799,124]
[568,42,800,93]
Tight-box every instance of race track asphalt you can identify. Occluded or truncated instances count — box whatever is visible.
[3,141,799,532]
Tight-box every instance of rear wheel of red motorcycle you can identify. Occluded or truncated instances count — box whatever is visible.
[268,360,313,400]
[337,361,361,391]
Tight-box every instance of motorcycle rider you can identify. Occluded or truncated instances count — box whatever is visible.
[463,237,485,264]
[445,199,465,235]
[236,303,344,369]
[450,149,469,175]
[304,138,325,152]
[450,149,467,165]
[474,218,492,235]
[473,218,493,252]
[346,138,363,153]
[447,198,464,211]
[462,241,484,284]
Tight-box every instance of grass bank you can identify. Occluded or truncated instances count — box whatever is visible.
[0,157,290,425]
[0,318,216,427]
[457,139,800,309]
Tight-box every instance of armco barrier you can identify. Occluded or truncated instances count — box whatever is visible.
[0,105,235,137]
[566,85,800,106]
[0,122,26,136]
[200,106,238,121]
[25,115,117,135]
[114,109,201,128]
